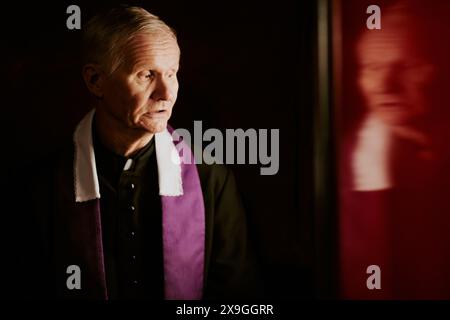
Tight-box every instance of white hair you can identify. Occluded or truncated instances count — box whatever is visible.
[82,6,177,75]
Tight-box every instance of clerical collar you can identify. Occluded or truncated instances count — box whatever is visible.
[92,121,155,187]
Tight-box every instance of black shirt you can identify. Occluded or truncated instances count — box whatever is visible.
[93,127,164,299]
[11,123,261,299]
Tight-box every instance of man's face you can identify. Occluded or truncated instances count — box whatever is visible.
[100,33,180,134]
[357,27,434,127]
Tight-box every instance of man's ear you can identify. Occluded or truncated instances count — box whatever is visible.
[82,64,106,98]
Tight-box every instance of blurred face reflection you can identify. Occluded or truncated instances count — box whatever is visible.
[357,22,434,127]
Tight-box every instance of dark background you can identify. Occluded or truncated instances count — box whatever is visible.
[0,0,318,298]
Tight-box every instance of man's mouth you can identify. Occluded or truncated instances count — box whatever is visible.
[143,109,168,119]
[378,102,407,109]
[151,108,168,113]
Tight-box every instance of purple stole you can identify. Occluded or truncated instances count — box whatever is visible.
[63,110,205,299]
[161,126,205,299]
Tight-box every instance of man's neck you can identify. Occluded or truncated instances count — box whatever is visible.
[94,108,154,158]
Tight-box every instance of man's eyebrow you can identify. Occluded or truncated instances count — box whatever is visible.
[133,63,179,73]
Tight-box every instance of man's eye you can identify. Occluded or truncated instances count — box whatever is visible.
[362,64,380,71]
[137,71,154,81]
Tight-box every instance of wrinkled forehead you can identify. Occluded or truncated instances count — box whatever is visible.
[356,12,429,64]
[121,32,180,71]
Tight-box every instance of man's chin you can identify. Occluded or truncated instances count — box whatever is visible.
[152,124,168,133]
[373,110,413,127]
[137,120,168,134]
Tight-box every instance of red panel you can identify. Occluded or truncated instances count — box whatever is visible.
[335,0,450,299]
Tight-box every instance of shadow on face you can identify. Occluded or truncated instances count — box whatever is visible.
[96,32,180,135]
[356,6,434,128]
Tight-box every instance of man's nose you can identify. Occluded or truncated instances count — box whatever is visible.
[151,78,173,101]
[379,67,403,94]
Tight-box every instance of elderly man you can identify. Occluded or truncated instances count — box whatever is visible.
[11,6,259,300]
